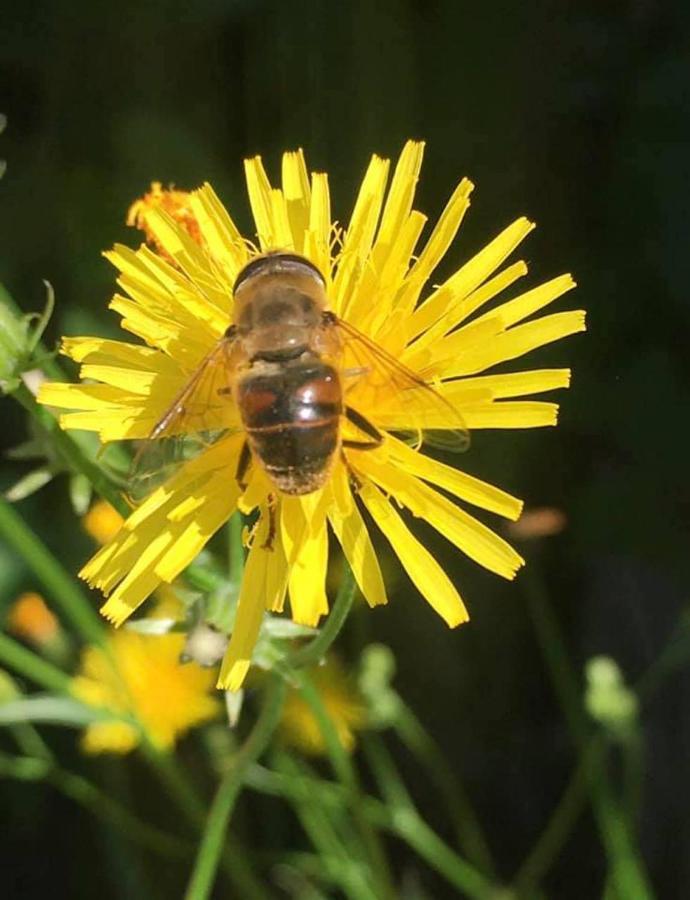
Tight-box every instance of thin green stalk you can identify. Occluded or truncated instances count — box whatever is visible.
[0,494,105,645]
[0,752,189,858]
[635,615,690,703]
[13,383,129,517]
[286,565,357,671]
[248,751,495,899]
[140,741,207,824]
[184,674,287,900]
[622,733,645,842]
[0,631,72,693]
[522,568,655,899]
[394,701,496,875]
[9,720,54,761]
[2,286,67,383]
[140,742,271,900]
[298,671,395,900]
[363,733,495,899]
[273,753,379,900]
[512,742,595,895]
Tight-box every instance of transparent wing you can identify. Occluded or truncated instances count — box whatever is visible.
[333,316,470,452]
[128,337,241,502]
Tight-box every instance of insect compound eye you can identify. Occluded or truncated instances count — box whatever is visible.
[233,252,326,294]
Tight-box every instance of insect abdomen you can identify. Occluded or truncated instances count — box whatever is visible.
[237,359,342,495]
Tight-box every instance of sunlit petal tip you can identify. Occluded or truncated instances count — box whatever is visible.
[217,659,250,694]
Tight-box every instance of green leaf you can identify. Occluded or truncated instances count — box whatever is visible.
[0,694,115,728]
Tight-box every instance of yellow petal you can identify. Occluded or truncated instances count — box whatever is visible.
[472,273,576,330]
[218,508,288,691]
[440,369,571,402]
[387,436,523,520]
[375,141,425,250]
[38,382,129,410]
[334,153,390,317]
[459,401,561,429]
[327,466,387,607]
[409,218,535,338]
[190,182,248,279]
[446,310,587,377]
[305,171,332,282]
[282,149,311,253]
[393,177,474,318]
[87,439,243,624]
[354,451,524,580]
[287,496,329,626]
[244,155,275,250]
[359,482,468,627]
[270,188,294,250]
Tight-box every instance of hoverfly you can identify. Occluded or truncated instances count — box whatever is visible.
[131,252,468,501]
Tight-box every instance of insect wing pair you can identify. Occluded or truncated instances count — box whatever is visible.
[130,312,469,502]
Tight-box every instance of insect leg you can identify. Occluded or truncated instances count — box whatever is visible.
[235,440,252,490]
[339,450,364,493]
[343,406,384,450]
[261,494,277,551]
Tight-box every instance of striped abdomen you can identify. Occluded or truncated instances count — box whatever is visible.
[236,358,342,495]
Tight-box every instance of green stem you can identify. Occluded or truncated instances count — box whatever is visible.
[622,733,645,841]
[0,631,72,693]
[140,741,207,824]
[142,743,272,900]
[272,752,378,900]
[287,565,357,671]
[512,741,595,895]
[9,721,54,761]
[2,287,66,383]
[395,701,495,875]
[248,752,495,900]
[0,495,105,645]
[635,615,690,703]
[13,383,129,517]
[184,675,287,900]
[298,671,395,900]
[363,733,495,899]
[0,752,190,858]
[522,568,655,899]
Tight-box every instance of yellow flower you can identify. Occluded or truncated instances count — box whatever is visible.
[7,592,60,645]
[38,141,585,690]
[82,499,124,545]
[71,630,219,753]
[280,658,365,755]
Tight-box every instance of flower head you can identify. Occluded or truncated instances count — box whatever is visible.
[39,142,585,690]
[127,181,202,252]
[71,630,219,753]
[7,592,60,646]
[280,657,365,755]
[83,499,124,545]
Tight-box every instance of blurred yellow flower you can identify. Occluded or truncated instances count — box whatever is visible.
[71,630,219,754]
[39,141,585,691]
[280,658,365,755]
[7,592,59,646]
[82,499,124,545]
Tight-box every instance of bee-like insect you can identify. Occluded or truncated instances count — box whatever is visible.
[132,252,468,500]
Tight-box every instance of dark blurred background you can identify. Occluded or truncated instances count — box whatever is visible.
[1,1,689,897]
